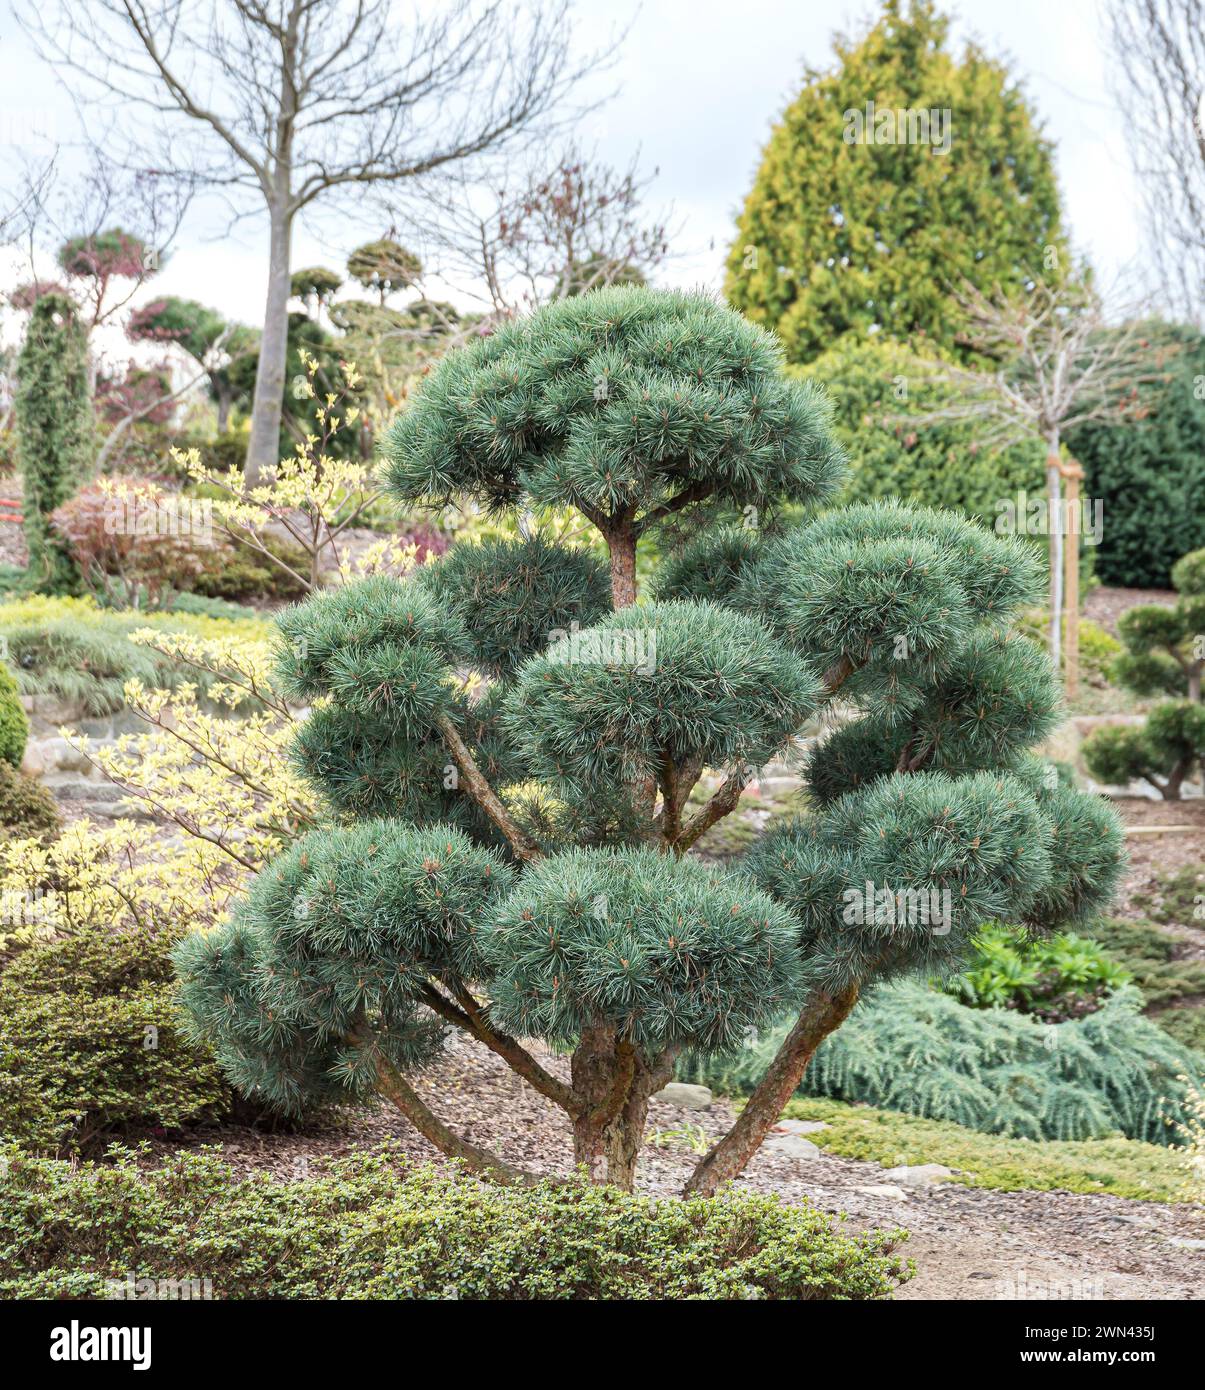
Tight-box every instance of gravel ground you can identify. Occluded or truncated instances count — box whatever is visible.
[1084,585,1177,637]
[147,1033,1205,1302]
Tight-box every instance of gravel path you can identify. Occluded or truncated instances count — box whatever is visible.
[152,1035,1205,1302]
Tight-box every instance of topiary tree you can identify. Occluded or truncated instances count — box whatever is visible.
[725,0,1067,365]
[1083,547,1205,799]
[347,240,423,305]
[126,296,255,434]
[290,267,344,316]
[13,292,95,591]
[176,286,1126,1196]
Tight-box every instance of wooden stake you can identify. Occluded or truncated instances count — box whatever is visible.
[1059,457,1086,699]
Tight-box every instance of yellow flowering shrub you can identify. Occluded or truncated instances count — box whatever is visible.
[0,819,243,952]
[172,351,425,590]
[66,626,318,873]
[0,623,318,955]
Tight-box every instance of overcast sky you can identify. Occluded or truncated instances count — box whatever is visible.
[0,0,1142,349]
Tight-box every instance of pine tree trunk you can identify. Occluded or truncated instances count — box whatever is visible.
[603,1049,677,1190]
[682,983,859,1197]
[606,519,638,608]
[246,205,293,487]
[1164,759,1189,801]
[570,1024,621,1182]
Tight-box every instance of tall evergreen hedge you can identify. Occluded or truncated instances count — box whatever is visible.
[725,0,1067,364]
[1067,324,1205,590]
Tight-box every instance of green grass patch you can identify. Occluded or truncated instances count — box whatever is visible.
[775,1097,1196,1203]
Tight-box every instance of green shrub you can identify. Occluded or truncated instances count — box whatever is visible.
[804,337,1047,523]
[945,923,1131,1021]
[1084,701,1205,799]
[0,1146,911,1300]
[1083,544,1205,795]
[1087,916,1205,1053]
[162,591,261,622]
[1078,619,1122,686]
[0,606,177,715]
[0,760,61,844]
[680,977,1202,1145]
[14,293,94,591]
[0,663,28,766]
[416,535,611,681]
[171,431,247,475]
[0,919,230,1152]
[1066,324,1205,589]
[191,533,309,602]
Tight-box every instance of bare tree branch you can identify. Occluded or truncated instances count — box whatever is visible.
[17,0,621,481]
[1106,0,1205,322]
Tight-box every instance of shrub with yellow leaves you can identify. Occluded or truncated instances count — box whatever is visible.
[65,625,319,874]
[172,350,424,592]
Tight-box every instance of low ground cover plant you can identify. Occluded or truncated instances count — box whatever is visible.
[0,1146,910,1300]
[1089,915,1205,1053]
[0,595,270,716]
[774,1097,1200,1202]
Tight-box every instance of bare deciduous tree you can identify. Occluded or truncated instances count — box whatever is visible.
[1106,0,1205,322]
[21,0,613,481]
[914,276,1172,668]
[327,147,670,454]
[10,156,191,350]
[402,145,671,317]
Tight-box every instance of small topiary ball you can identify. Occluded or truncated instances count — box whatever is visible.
[651,525,763,606]
[502,600,821,793]
[1170,546,1205,597]
[274,574,470,706]
[174,820,513,1113]
[479,846,803,1050]
[0,663,29,768]
[416,535,611,681]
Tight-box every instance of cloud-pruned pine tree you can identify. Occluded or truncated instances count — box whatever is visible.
[1083,546,1205,799]
[177,286,1125,1195]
